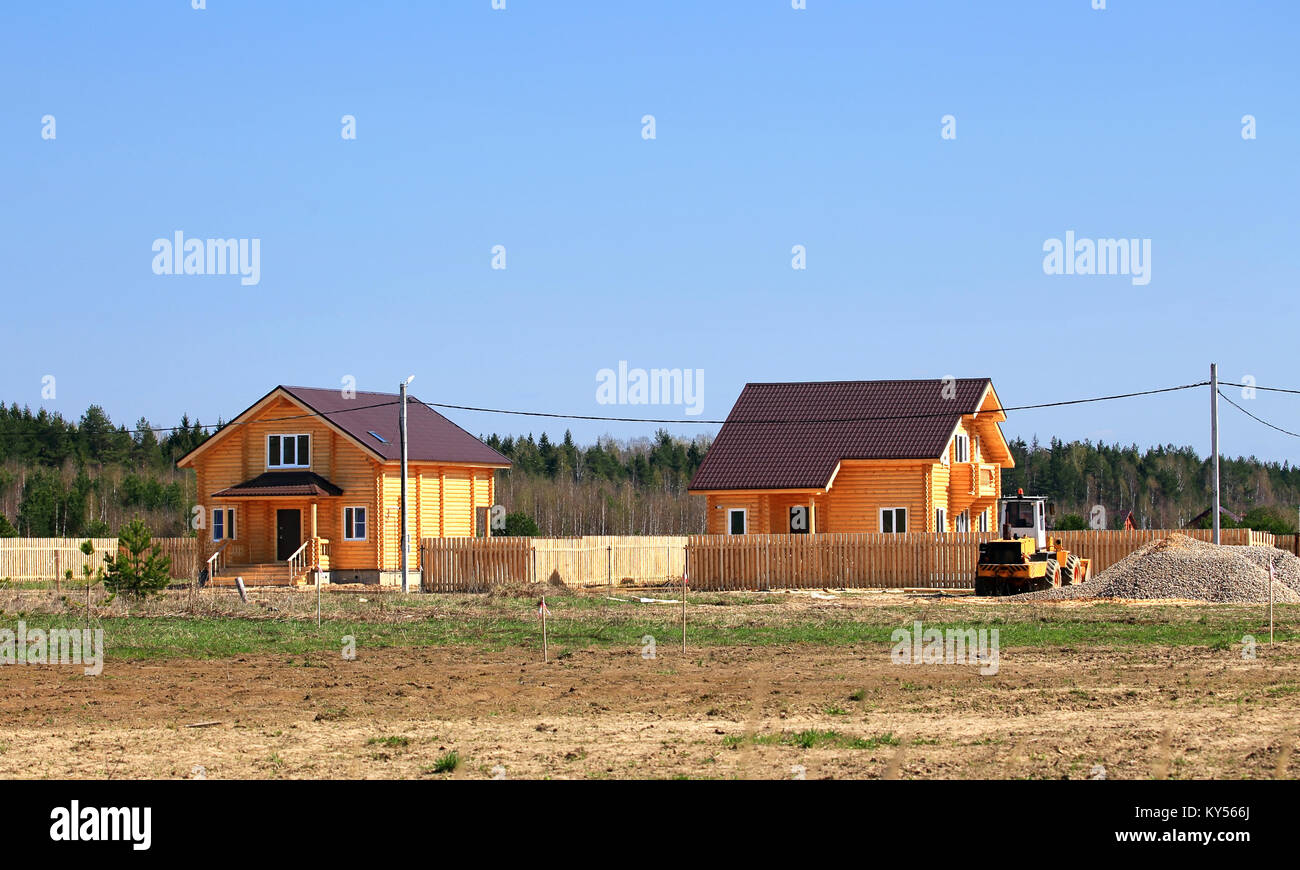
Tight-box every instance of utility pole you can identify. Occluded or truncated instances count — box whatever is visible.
[1210,363,1220,545]
[400,375,414,593]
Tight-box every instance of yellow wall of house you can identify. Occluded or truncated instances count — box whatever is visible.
[700,456,1006,535]
[376,464,498,570]
[704,492,772,535]
[825,462,930,533]
[930,463,950,531]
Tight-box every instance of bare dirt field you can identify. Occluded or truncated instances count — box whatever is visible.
[2,591,1298,779]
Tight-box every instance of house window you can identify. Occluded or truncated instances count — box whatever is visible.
[344,506,367,541]
[973,435,981,461]
[955,510,970,533]
[212,507,236,542]
[954,433,970,463]
[978,509,989,533]
[880,507,907,533]
[268,434,310,469]
[727,509,747,535]
[935,507,947,532]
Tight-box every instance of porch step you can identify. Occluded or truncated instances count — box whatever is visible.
[210,563,312,588]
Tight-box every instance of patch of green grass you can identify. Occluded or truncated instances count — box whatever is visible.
[367,736,410,748]
[5,597,1299,662]
[727,729,899,751]
[823,705,849,716]
[431,751,460,774]
[848,689,866,702]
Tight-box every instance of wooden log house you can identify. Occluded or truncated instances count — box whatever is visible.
[688,378,1013,535]
[177,385,511,586]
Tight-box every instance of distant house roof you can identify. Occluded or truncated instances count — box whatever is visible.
[1184,506,1243,528]
[688,378,1003,491]
[211,470,344,498]
[177,385,511,468]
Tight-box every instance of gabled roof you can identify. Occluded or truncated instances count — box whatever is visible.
[177,385,511,469]
[1184,506,1243,528]
[688,378,1004,492]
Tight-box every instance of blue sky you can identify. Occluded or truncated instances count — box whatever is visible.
[3,0,1297,461]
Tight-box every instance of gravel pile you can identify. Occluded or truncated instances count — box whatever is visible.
[1017,533,1300,603]
[1228,545,1300,596]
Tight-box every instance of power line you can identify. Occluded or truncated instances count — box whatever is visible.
[1218,390,1300,439]
[3,378,1225,438]
[113,399,402,435]
[1221,382,1300,396]
[418,382,1210,426]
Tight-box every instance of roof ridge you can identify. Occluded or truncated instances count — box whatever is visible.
[743,378,990,387]
[282,385,405,400]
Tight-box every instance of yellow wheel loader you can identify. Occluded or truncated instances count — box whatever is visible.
[974,490,1091,596]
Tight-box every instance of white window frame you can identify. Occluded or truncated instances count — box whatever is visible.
[954,433,970,464]
[344,505,368,541]
[935,507,947,533]
[955,510,970,533]
[727,508,747,535]
[879,507,907,534]
[211,507,236,542]
[267,433,311,469]
[978,509,989,533]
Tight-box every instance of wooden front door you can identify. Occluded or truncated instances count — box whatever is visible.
[276,509,301,561]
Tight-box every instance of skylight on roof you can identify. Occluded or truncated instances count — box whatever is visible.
[367,430,389,444]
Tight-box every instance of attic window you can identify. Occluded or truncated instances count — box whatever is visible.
[268,434,310,469]
[367,431,389,444]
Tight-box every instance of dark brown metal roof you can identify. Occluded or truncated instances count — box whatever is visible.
[688,378,996,491]
[211,470,345,498]
[280,386,511,466]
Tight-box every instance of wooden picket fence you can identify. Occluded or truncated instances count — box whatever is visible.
[0,537,199,583]
[535,536,686,587]
[420,537,532,592]
[420,535,687,592]
[688,533,993,590]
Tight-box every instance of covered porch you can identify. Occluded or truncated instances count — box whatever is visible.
[203,472,342,587]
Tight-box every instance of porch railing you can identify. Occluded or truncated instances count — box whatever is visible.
[286,537,330,583]
[206,539,231,583]
[287,539,312,583]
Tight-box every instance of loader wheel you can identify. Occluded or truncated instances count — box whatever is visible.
[974,577,992,596]
[1044,558,1060,588]
[1062,554,1081,585]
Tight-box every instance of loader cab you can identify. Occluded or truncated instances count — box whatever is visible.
[999,494,1047,551]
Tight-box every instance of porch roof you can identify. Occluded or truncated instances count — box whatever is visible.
[211,471,344,498]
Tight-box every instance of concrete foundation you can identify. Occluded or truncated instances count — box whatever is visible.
[320,569,420,589]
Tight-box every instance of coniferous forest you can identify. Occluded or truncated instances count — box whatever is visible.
[1,401,1297,537]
